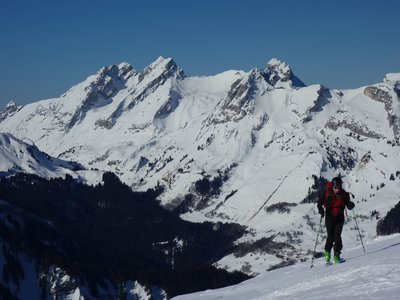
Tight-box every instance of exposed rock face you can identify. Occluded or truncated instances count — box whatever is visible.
[302,85,332,123]
[95,101,126,129]
[264,58,306,88]
[218,71,259,122]
[0,101,22,123]
[67,64,136,130]
[358,151,372,169]
[364,85,400,137]
[66,58,185,130]
[142,57,185,80]
[325,117,383,139]
[127,57,185,110]
[395,82,400,98]
[206,61,304,126]
[154,89,183,120]
[265,58,292,84]
[364,86,392,102]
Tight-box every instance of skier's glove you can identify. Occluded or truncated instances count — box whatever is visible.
[348,201,355,210]
[318,208,325,218]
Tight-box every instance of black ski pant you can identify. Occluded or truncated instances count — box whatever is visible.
[324,214,344,256]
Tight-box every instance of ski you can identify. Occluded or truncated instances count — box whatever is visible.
[325,258,345,266]
[336,258,346,264]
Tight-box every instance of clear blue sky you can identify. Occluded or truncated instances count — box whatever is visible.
[1,0,399,107]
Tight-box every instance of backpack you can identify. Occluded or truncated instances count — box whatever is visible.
[324,181,333,200]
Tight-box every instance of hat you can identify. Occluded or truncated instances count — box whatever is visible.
[332,177,343,188]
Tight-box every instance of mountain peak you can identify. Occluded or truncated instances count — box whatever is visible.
[266,58,291,77]
[153,56,173,66]
[96,62,136,82]
[143,56,185,79]
[5,100,18,109]
[267,58,289,68]
[264,58,305,88]
[117,62,137,80]
[384,73,400,83]
[0,100,22,123]
[145,56,173,72]
[118,61,133,69]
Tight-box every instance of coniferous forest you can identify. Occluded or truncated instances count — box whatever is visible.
[377,200,400,235]
[0,172,249,298]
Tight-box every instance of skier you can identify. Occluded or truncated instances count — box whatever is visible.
[317,177,355,264]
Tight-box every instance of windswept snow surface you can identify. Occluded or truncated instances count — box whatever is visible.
[173,234,400,300]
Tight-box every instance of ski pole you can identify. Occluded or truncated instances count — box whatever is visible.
[310,215,323,268]
[352,209,366,254]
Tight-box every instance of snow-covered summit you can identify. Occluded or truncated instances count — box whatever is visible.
[264,58,306,88]
[142,56,185,80]
[4,100,19,109]
[0,100,22,122]
[96,62,137,81]
[384,72,400,83]
[266,58,291,79]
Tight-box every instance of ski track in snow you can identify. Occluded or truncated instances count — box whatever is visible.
[248,152,312,222]
[173,234,400,300]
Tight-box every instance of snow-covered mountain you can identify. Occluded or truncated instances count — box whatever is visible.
[0,132,83,179]
[172,233,400,300]
[1,56,400,275]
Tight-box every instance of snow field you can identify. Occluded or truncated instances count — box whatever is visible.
[173,234,400,300]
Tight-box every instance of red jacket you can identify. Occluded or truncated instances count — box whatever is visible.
[318,183,352,217]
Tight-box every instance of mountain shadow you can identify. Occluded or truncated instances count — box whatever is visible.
[377,201,400,235]
[0,172,249,298]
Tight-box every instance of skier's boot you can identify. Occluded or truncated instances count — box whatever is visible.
[333,254,342,264]
[324,250,331,263]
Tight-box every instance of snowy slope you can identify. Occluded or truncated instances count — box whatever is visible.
[0,133,78,178]
[172,233,400,300]
[0,132,103,186]
[1,56,400,274]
